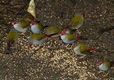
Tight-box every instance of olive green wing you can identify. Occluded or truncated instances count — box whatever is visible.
[46,26,62,35]
[65,34,76,40]
[70,14,84,29]
[31,33,46,40]
[79,44,90,54]
[7,31,19,41]
[20,21,29,28]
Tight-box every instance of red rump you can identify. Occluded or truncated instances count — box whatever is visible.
[75,37,80,40]
[59,33,65,36]
[89,48,95,51]
[45,35,51,38]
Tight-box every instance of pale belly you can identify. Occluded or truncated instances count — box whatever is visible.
[31,25,42,34]
[32,39,47,45]
[61,35,76,43]
[14,24,27,32]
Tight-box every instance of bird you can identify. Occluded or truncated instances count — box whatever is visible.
[45,26,62,37]
[68,13,84,30]
[97,60,113,71]
[6,29,19,54]
[59,32,80,44]
[73,44,95,56]
[28,33,54,46]
[10,20,29,32]
[30,21,46,34]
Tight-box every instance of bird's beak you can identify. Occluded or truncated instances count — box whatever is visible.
[30,23,32,26]
[59,33,62,36]
[8,22,12,25]
[12,22,15,25]
[9,22,19,25]
[8,22,16,25]
[30,22,37,26]
[97,61,103,66]
[59,33,65,36]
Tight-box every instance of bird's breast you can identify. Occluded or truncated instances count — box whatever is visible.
[31,25,41,34]
[14,24,27,32]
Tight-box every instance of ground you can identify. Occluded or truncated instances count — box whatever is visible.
[0,0,114,80]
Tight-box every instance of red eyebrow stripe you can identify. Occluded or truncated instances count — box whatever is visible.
[59,33,65,36]
[97,61,103,66]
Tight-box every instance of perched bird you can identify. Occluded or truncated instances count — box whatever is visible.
[6,29,19,53]
[61,28,81,36]
[45,26,62,37]
[68,13,84,29]
[30,21,46,34]
[73,44,95,56]
[28,33,54,45]
[97,60,113,71]
[59,32,80,44]
[10,20,29,32]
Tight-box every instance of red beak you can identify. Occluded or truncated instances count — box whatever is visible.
[8,22,12,25]
[30,22,37,26]
[30,23,33,26]
[9,22,19,25]
[97,61,103,66]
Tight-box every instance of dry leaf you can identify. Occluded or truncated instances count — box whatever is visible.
[27,0,36,18]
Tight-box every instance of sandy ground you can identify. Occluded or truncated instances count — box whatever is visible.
[0,0,114,80]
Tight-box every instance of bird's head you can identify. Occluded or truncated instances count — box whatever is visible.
[97,61,104,66]
[30,22,38,26]
[58,29,67,36]
[8,22,19,25]
[63,29,68,34]
[59,32,66,36]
